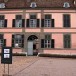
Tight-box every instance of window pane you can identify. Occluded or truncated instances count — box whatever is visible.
[30,15,36,19]
[30,19,37,27]
[0,20,4,27]
[15,20,22,27]
[45,35,51,40]
[16,15,22,19]
[45,19,51,27]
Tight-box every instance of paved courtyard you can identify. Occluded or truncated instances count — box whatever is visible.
[0,56,76,76]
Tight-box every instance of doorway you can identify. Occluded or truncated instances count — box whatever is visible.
[27,35,38,56]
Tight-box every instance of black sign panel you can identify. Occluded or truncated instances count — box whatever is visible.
[1,47,12,64]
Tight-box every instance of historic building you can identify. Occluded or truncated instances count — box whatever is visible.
[0,0,76,55]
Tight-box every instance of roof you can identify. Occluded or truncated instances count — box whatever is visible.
[0,0,75,9]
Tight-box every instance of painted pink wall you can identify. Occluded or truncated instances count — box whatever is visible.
[4,34,12,46]
[52,13,63,27]
[5,14,15,27]
[52,34,63,48]
[71,13,76,28]
[44,10,76,13]
[71,34,76,48]
[0,29,22,32]
[25,29,41,32]
[44,29,76,33]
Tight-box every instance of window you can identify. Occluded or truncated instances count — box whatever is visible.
[44,40,51,48]
[30,19,37,27]
[15,15,22,27]
[0,20,4,27]
[45,19,51,27]
[30,15,37,27]
[41,35,55,48]
[12,34,24,48]
[0,3,5,8]
[44,15,51,27]
[64,34,71,48]
[63,2,70,8]
[30,2,37,8]
[0,15,7,28]
[63,14,70,27]
[45,35,51,40]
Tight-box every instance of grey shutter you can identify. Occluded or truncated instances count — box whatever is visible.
[4,39,6,47]
[51,19,54,27]
[51,39,54,48]
[41,39,44,48]
[22,19,25,27]
[12,19,15,27]
[37,19,39,27]
[12,35,14,47]
[41,19,44,27]
[4,19,7,27]
[26,19,29,27]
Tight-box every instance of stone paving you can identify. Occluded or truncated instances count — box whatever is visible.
[0,56,76,76]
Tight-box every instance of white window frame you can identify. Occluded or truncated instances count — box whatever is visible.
[45,19,51,27]
[44,40,51,48]
[30,19,37,27]
[0,20,4,27]
[15,20,22,28]
[14,35,22,48]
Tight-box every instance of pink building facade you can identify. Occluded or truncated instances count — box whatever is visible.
[0,0,76,55]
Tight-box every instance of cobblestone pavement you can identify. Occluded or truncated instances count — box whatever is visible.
[0,56,76,76]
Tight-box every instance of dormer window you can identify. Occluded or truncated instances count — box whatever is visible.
[30,2,37,8]
[0,3,5,8]
[63,2,70,8]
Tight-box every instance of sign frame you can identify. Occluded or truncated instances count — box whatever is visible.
[1,47,12,64]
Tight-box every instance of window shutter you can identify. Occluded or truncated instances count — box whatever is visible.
[4,19,7,27]
[12,35,14,47]
[41,39,44,48]
[22,39,24,48]
[22,19,25,27]
[4,39,6,47]
[12,19,15,27]
[22,34,24,48]
[41,19,44,27]
[26,19,29,27]
[37,19,39,27]
[51,39,54,48]
[51,19,54,27]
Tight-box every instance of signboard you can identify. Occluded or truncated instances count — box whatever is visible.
[1,47,12,64]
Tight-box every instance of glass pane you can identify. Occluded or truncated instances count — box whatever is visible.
[15,20,22,27]
[45,19,51,27]
[0,20,4,27]
[30,19,36,27]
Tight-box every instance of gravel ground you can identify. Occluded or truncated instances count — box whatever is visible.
[0,56,76,76]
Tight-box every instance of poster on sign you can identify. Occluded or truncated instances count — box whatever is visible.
[4,49,10,53]
[4,54,10,58]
